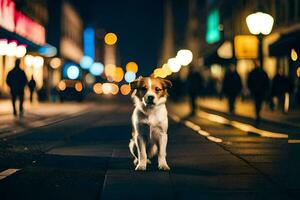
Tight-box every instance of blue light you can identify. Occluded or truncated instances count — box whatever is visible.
[84,27,95,60]
[67,65,80,80]
[80,56,93,69]
[124,71,136,83]
[89,62,104,76]
[38,44,57,57]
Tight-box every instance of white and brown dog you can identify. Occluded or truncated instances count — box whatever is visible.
[129,76,172,171]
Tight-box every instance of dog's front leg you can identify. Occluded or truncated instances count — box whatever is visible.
[135,135,147,171]
[158,133,170,170]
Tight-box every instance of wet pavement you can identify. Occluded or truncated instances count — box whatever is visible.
[0,98,298,199]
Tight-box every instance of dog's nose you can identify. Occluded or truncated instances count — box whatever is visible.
[147,95,154,102]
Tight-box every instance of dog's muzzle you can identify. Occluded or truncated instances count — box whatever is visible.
[144,95,155,106]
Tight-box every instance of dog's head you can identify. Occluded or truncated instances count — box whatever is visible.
[130,76,172,107]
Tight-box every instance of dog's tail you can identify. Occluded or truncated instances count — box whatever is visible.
[129,139,138,159]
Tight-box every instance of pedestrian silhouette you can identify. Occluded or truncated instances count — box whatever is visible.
[270,68,290,112]
[28,75,36,103]
[247,61,269,124]
[6,59,28,117]
[186,65,204,116]
[222,64,242,114]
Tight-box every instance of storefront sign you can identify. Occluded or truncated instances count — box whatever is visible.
[206,9,220,44]
[0,0,45,45]
[234,35,258,59]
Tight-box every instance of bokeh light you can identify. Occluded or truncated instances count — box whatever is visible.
[124,71,136,83]
[85,73,96,85]
[67,65,80,80]
[167,58,181,72]
[291,49,298,61]
[105,64,116,77]
[93,83,102,94]
[0,39,8,55]
[24,55,34,67]
[104,32,117,45]
[75,82,83,92]
[176,49,193,66]
[15,45,27,58]
[126,61,138,73]
[89,62,104,76]
[120,84,131,95]
[80,56,93,69]
[154,68,167,78]
[102,83,112,94]
[111,83,119,95]
[113,67,124,82]
[6,41,17,56]
[162,64,172,76]
[297,67,300,77]
[50,57,62,69]
[58,80,66,91]
[33,56,44,69]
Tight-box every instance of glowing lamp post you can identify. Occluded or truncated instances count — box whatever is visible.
[246,12,274,68]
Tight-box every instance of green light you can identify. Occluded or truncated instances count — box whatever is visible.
[206,9,220,44]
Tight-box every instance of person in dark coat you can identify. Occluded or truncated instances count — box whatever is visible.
[270,68,291,112]
[28,75,36,103]
[186,66,204,116]
[247,61,269,123]
[6,59,28,117]
[222,64,242,114]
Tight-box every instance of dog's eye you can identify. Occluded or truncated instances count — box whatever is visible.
[141,87,147,91]
[155,87,162,92]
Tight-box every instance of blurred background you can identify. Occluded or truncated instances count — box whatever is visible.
[0,0,299,114]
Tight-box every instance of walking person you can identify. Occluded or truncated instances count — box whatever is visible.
[186,65,204,116]
[270,68,290,112]
[247,61,269,124]
[28,75,36,103]
[222,64,242,114]
[6,59,28,117]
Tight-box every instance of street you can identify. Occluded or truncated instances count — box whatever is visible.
[0,98,297,200]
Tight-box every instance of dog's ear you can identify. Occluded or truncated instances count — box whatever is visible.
[160,78,172,89]
[130,76,143,90]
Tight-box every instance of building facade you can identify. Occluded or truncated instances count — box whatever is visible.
[202,0,300,108]
[0,0,47,97]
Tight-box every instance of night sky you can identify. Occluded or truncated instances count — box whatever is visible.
[71,0,167,76]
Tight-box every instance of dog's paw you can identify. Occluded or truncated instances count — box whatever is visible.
[158,164,170,171]
[147,159,151,164]
[135,164,146,171]
[133,158,138,166]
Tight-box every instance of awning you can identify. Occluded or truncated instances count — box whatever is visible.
[269,30,300,57]
[203,41,233,66]
[0,28,42,51]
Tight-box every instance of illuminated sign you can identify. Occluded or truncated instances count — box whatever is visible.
[84,27,95,60]
[206,9,220,44]
[0,0,45,45]
[234,35,258,59]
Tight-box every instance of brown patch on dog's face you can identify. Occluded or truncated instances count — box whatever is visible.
[130,77,172,106]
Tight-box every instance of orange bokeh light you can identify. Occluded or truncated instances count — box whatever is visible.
[104,32,117,45]
[120,84,131,95]
[113,67,124,82]
[126,61,138,73]
[93,83,102,94]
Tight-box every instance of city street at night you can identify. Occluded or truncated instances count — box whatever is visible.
[1,0,300,199]
[0,98,299,199]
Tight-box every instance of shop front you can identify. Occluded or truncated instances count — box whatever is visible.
[0,0,47,97]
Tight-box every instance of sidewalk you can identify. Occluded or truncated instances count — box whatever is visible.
[169,97,300,138]
[0,99,92,139]
[197,97,300,128]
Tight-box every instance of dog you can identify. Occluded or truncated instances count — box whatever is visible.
[129,76,172,171]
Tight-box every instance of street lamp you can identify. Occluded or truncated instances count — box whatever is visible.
[246,11,274,68]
